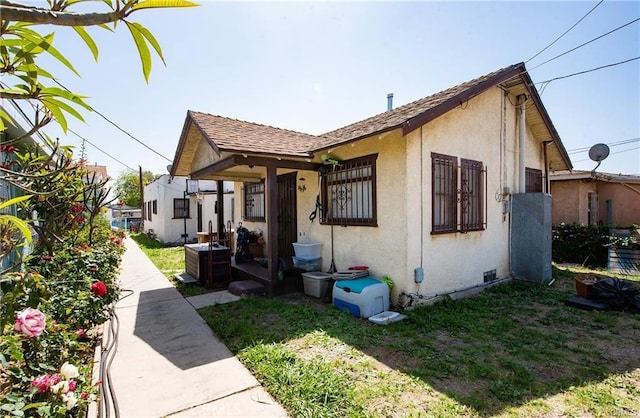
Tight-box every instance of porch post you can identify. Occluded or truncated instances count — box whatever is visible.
[216,180,225,240]
[266,166,278,296]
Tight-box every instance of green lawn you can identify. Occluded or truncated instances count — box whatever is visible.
[199,268,639,417]
[130,233,640,417]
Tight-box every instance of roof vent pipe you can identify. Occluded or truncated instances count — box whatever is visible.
[387,93,394,111]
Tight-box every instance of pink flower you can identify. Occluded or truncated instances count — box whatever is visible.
[75,329,86,337]
[43,255,53,261]
[30,374,61,394]
[31,375,53,393]
[91,281,107,297]
[14,307,46,338]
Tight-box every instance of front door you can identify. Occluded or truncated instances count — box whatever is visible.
[277,172,297,261]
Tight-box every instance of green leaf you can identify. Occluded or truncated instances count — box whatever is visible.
[14,30,80,77]
[40,97,69,132]
[124,21,152,82]
[0,214,32,243]
[0,195,33,210]
[131,0,199,11]
[39,86,92,111]
[72,26,99,61]
[131,23,165,65]
[39,95,86,123]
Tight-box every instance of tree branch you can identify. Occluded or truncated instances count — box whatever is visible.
[0,2,128,26]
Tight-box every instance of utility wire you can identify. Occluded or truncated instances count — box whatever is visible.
[52,78,173,163]
[536,56,640,84]
[526,0,604,64]
[567,137,640,154]
[573,146,640,163]
[68,127,137,172]
[529,17,640,71]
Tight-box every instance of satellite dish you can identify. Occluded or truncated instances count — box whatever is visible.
[588,143,609,162]
[166,164,173,173]
[588,143,609,173]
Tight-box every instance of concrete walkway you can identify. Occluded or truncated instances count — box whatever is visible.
[102,238,288,417]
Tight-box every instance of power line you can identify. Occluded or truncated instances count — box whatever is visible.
[52,78,173,163]
[567,137,640,154]
[526,0,604,64]
[536,56,640,84]
[529,17,640,71]
[68,128,136,172]
[573,146,640,163]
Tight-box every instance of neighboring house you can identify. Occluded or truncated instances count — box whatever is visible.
[142,175,234,245]
[108,204,142,230]
[169,62,572,302]
[1,106,39,270]
[550,170,640,227]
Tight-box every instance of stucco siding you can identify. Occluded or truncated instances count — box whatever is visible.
[598,182,640,226]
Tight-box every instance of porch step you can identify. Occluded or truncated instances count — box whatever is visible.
[228,280,266,296]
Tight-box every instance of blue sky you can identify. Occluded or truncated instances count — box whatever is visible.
[30,1,640,177]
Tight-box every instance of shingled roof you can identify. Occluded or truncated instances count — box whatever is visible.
[315,63,525,150]
[188,111,320,158]
[172,62,572,175]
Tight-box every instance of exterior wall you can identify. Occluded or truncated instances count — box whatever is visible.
[550,179,595,225]
[230,86,550,304]
[550,179,639,227]
[404,87,523,299]
[144,175,234,244]
[597,182,640,226]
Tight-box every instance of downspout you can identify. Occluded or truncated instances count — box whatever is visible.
[543,141,551,193]
[518,95,527,193]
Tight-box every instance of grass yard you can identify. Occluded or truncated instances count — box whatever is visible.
[129,233,209,297]
[129,233,640,417]
[199,268,640,418]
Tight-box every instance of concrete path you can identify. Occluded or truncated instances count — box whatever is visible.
[101,238,288,417]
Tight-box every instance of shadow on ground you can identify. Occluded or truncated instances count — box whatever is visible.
[133,287,234,370]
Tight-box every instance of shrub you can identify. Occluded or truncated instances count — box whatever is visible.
[552,223,610,267]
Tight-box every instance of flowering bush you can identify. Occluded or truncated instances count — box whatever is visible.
[1,218,124,416]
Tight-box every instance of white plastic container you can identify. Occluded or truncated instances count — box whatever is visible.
[292,242,322,258]
[292,256,322,272]
[301,272,333,298]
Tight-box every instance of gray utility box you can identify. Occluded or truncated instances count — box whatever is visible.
[511,193,552,283]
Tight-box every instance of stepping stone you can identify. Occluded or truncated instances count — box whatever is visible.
[174,272,198,284]
[228,280,266,296]
[565,295,608,311]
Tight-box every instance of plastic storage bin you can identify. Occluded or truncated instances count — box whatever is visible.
[333,277,389,318]
[301,272,333,298]
[292,242,322,258]
[292,256,322,272]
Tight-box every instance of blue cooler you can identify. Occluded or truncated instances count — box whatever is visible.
[333,277,389,318]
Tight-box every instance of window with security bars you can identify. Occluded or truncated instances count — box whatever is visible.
[322,154,377,226]
[526,167,543,193]
[152,200,158,214]
[173,198,189,219]
[431,153,486,234]
[243,181,265,221]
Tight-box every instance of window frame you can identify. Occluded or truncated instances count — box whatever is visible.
[431,153,486,234]
[173,197,190,219]
[321,153,378,227]
[243,180,266,222]
[525,167,543,193]
[431,153,458,234]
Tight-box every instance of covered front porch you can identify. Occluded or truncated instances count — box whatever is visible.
[170,111,324,296]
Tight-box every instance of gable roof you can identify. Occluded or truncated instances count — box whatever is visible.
[171,62,572,177]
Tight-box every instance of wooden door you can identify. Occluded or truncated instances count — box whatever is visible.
[277,172,297,261]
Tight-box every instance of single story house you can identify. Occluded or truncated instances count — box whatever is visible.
[142,175,234,245]
[169,62,572,304]
[550,170,640,227]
